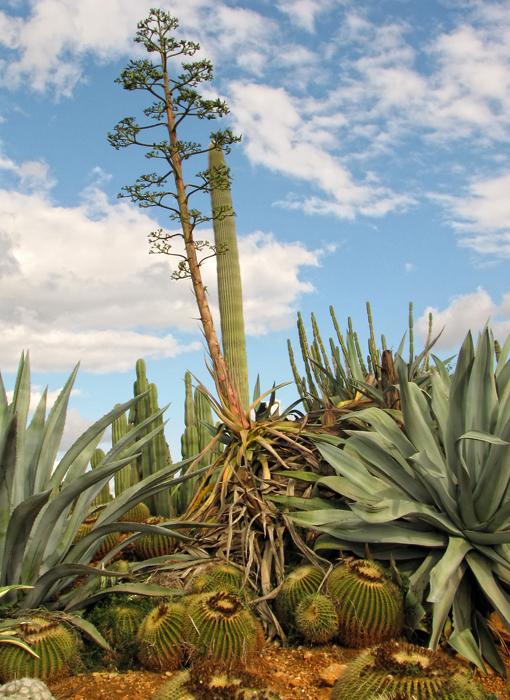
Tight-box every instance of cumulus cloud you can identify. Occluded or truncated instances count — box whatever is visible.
[0,0,277,96]
[416,287,510,352]
[431,173,510,257]
[276,0,348,32]
[228,81,413,219]
[0,153,321,372]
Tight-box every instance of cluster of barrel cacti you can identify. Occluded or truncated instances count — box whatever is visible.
[274,559,404,647]
[95,564,261,673]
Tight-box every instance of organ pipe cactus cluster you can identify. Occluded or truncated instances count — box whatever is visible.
[129,359,172,517]
[288,302,437,413]
[209,145,249,410]
[90,449,112,506]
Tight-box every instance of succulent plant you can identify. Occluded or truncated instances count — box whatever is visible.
[183,591,262,667]
[188,573,225,596]
[330,642,486,700]
[97,604,144,647]
[117,502,151,523]
[288,325,510,672]
[152,661,279,700]
[208,564,244,590]
[274,565,324,630]
[326,559,404,647]
[73,515,122,560]
[133,516,177,559]
[0,617,78,682]
[0,677,55,700]
[294,593,338,644]
[137,602,185,671]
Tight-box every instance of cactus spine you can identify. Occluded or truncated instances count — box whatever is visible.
[295,593,339,644]
[327,560,404,647]
[137,602,185,671]
[274,565,324,630]
[330,642,486,700]
[0,618,78,683]
[184,591,262,667]
[209,145,249,410]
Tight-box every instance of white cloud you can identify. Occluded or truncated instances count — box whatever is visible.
[416,287,510,352]
[276,0,348,32]
[229,81,412,219]
[0,155,321,372]
[0,0,277,96]
[431,172,510,257]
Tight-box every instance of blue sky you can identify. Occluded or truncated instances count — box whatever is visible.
[1,0,509,459]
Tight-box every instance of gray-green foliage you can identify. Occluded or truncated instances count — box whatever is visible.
[0,351,204,615]
[288,302,436,412]
[288,325,510,674]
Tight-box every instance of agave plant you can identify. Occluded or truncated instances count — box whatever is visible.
[288,325,510,674]
[0,352,209,618]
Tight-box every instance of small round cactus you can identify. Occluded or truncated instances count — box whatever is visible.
[207,564,244,589]
[133,516,177,559]
[330,642,487,700]
[274,565,324,630]
[0,677,55,700]
[294,593,338,644]
[97,604,144,648]
[183,591,263,667]
[0,618,78,683]
[137,602,185,671]
[327,559,404,647]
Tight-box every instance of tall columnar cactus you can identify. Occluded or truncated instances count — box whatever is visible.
[112,406,134,496]
[326,560,404,648]
[330,642,486,700]
[129,359,172,516]
[91,449,111,506]
[0,618,78,682]
[181,372,200,461]
[209,145,249,410]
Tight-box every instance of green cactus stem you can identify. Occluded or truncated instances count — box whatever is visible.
[274,565,324,631]
[137,602,185,671]
[117,502,150,523]
[330,642,486,700]
[326,560,404,648]
[0,678,55,700]
[98,604,144,648]
[209,145,249,410]
[294,593,338,644]
[112,406,133,496]
[0,618,78,683]
[90,449,112,506]
[132,516,177,559]
[183,590,263,667]
[181,371,200,461]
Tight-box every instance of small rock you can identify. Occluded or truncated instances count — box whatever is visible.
[319,663,348,687]
[273,672,290,683]
[289,678,302,687]
[303,651,313,659]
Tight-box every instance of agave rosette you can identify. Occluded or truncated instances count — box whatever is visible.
[288,326,510,673]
